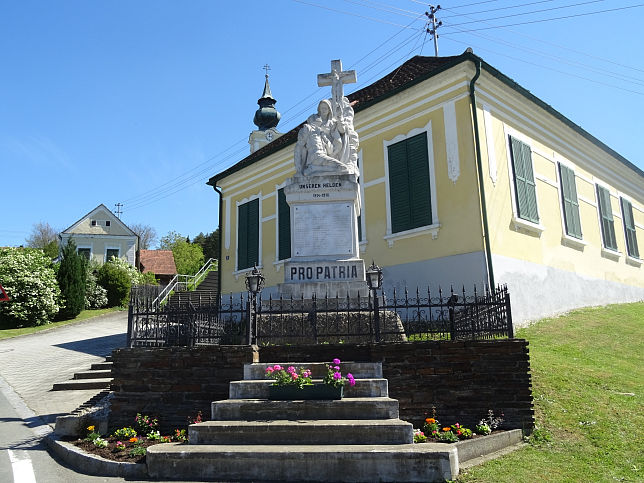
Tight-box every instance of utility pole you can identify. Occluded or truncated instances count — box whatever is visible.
[114,203,123,219]
[426,5,442,57]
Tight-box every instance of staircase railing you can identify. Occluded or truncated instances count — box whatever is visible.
[152,258,217,308]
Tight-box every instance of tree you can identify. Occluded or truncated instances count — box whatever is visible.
[159,231,204,275]
[97,257,143,307]
[0,247,61,327]
[130,223,158,250]
[26,222,59,258]
[57,239,87,319]
[193,229,220,262]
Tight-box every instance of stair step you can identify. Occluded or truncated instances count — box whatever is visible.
[229,378,388,399]
[212,397,399,421]
[73,370,112,379]
[245,362,382,380]
[147,443,457,482]
[52,378,112,391]
[90,362,113,370]
[189,419,413,445]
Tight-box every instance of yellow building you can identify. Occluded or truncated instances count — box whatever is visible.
[60,204,138,266]
[208,51,643,326]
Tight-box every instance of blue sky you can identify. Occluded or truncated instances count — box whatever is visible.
[2,0,643,247]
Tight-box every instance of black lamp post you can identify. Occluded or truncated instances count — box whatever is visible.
[245,265,264,345]
[366,261,383,342]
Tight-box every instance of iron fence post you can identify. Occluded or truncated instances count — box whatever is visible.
[126,302,133,348]
[373,290,381,343]
[448,295,457,341]
[246,297,253,345]
[505,291,514,338]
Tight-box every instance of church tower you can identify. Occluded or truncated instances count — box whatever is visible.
[249,66,282,153]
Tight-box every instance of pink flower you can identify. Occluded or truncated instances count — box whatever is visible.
[333,366,340,371]
[291,373,299,380]
[332,358,341,365]
[333,372,342,380]
[265,367,274,373]
[273,365,282,371]
[287,366,296,374]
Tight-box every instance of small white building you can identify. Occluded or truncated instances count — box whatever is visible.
[59,204,138,266]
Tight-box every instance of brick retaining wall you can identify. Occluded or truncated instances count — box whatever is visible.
[109,340,533,433]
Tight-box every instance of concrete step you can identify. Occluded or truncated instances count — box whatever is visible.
[212,397,399,421]
[90,362,113,370]
[229,378,388,399]
[189,419,413,445]
[244,362,382,380]
[73,370,112,380]
[52,378,112,391]
[147,443,457,482]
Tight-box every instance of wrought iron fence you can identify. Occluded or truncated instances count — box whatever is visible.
[127,285,512,347]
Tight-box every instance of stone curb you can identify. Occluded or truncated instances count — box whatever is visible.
[44,433,147,479]
[40,428,524,479]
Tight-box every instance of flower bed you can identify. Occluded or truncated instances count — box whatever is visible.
[413,410,505,444]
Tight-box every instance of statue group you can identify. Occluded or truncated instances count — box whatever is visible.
[294,61,359,178]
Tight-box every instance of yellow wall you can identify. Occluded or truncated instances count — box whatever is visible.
[476,72,643,288]
[217,69,486,293]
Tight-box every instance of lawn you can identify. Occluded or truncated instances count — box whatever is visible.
[458,302,643,482]
[0,307,122,340]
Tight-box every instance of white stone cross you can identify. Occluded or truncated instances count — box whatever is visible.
[317,59,356,116]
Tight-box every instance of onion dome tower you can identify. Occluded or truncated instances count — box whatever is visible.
[249,66,282,153]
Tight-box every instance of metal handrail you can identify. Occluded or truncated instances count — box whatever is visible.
[152,258,217,307]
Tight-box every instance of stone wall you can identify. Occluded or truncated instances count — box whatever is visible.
[109,345,256,432]
[109,340,533,433]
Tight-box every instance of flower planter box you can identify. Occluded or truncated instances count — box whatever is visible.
[268,384,343,400]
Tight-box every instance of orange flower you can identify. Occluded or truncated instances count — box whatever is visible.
[425,418,436,424]
[129,437,138,443]
[442,427,451,432]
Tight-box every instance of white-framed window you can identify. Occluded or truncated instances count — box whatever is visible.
[596,183,618,252]
[504,127,544,235]
[556,161,583,240]
[620,196,640,259]
[105,247,120,262]
[383,120,439,245]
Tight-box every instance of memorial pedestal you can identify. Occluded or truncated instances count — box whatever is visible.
[279,174,368,299]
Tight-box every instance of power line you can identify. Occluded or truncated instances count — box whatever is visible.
[441,0,580,18]
[292,0,420,29]
[440,4,644,32]
[444,0,608,27]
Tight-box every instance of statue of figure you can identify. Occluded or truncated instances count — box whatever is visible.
[294,97,359,177]
[294,59,359,178]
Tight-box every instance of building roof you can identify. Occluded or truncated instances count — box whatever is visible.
[139,250,177,275]
[60,203,137,237]
[207,51,642,186]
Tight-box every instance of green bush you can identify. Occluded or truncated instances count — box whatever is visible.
[98,261,132,307]
[57,239,87,319]
[0,247,62,327]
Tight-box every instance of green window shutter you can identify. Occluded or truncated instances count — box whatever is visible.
[388,132,432,234]
[509,136,539,223]
[237,198,259,270]
[277,188,291,260]
[621,198,639,258]
[558,164,582,238]
[596,185,617,251]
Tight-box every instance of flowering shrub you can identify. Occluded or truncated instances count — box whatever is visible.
[97,257,143,307]
[93,437,108,448]
[134,413,159,436]
[437,428,459,443]
[477,410,504,435]
[265,364,313,388]
[0,247,61,326]
[173,429,187,442]
[423,417,440,437]
[114,441,126,451]
[413,429,427,443]
[84,270,108,309]
[421,413,473,443]
[450,423,472,439]
[112,427,137,439]
[322,358,356,388]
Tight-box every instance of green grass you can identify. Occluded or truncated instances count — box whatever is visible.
[0,307,123,340]
[458,302,643,482]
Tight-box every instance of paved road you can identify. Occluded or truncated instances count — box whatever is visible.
[0,311,130,482]
[0,311,127,427]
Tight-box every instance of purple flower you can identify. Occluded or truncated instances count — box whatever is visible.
[332,358,341,365]
[287,366,296,374]
[333,372,342,380]
[333,365,340,371]
[274,365,282,371]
